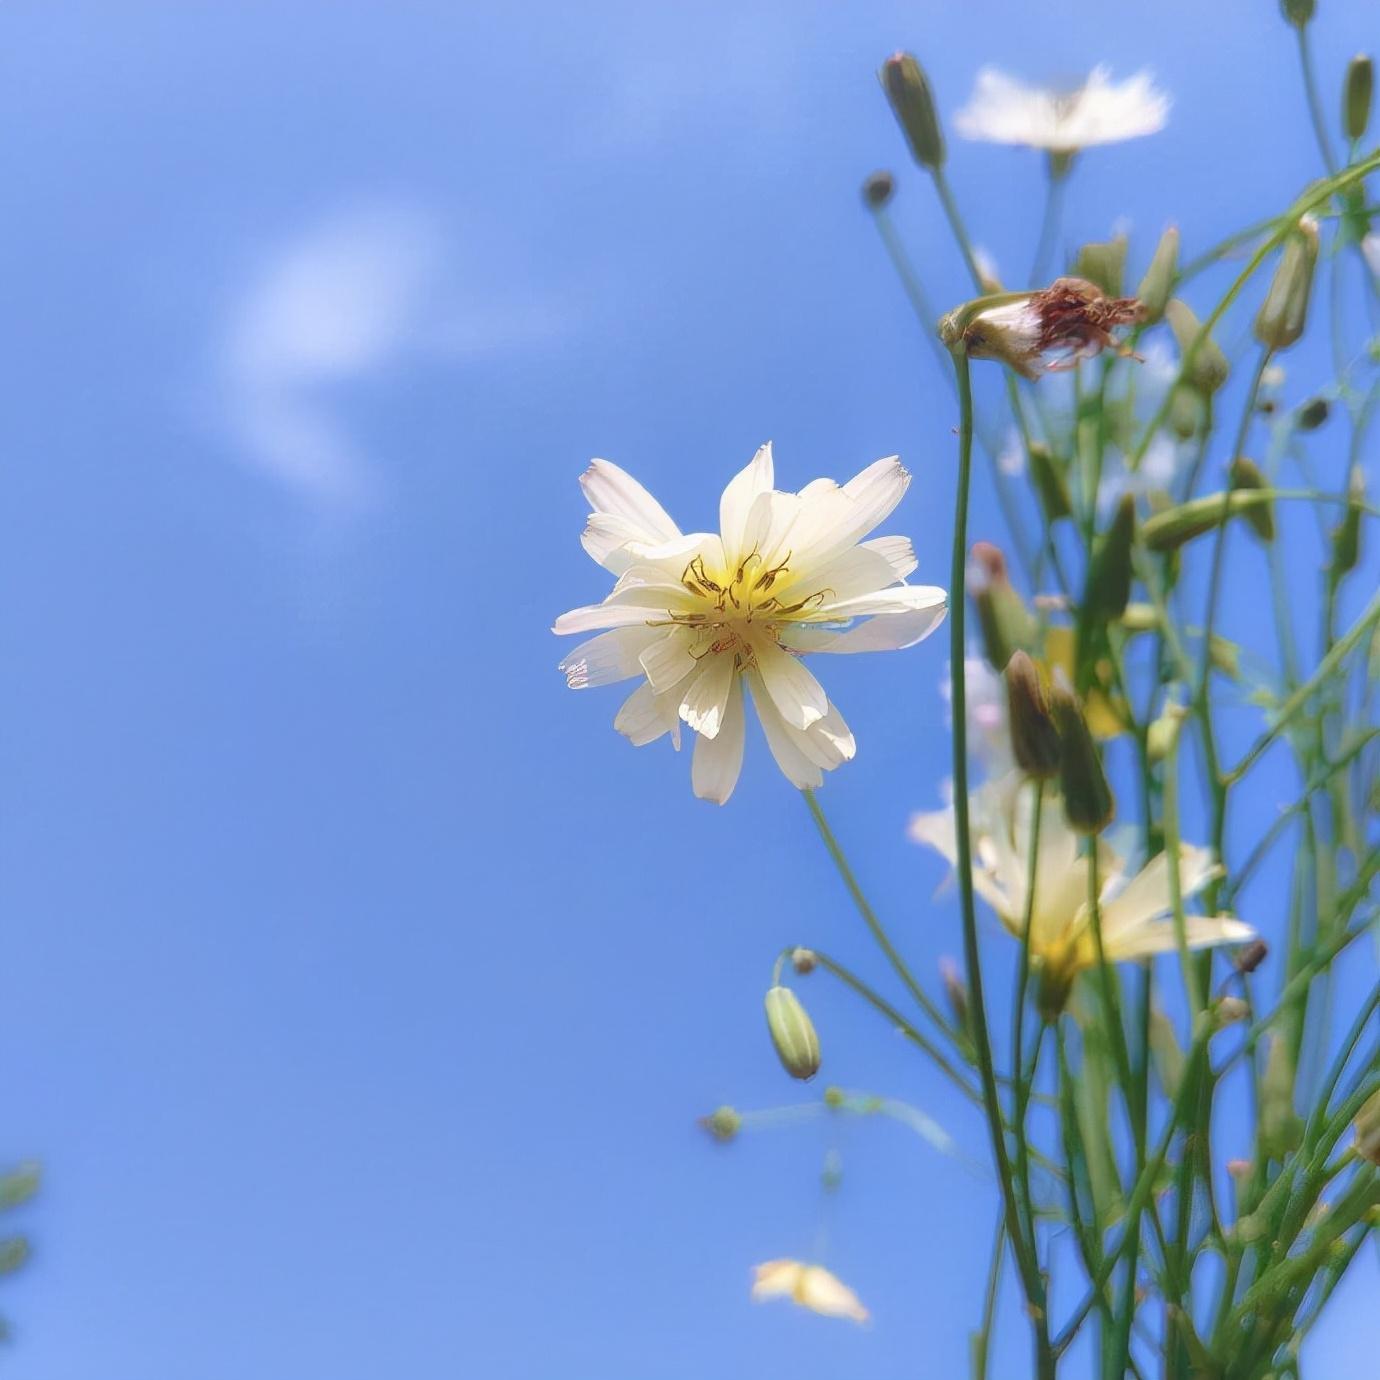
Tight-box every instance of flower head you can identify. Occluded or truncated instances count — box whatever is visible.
[554,445,947,804]
[751,1260,869,1323]
[955,66,1169,154]
[942,278,1144,380]
[909,776,1254,1014]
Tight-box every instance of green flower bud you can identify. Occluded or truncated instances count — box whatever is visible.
[823,1084,847,1109]
[1075,234,1128,299]
[1357,1091,1380,1165]
[939,957,970,1033]
[701,1105,742,1142]
[1004,650,1061,779]
[1259,1036,1303,1160]
[879,52,945,170]
[1027,442,1072,522]
[1345,54,1374,142]
[1166,299,1229,394]
[1296,395,1330,430]
[1137,225,1179,325]
[1330,464,1364,576]
[970,541,1035,671]
[1141,490,1278,552]
[1148,1006,1185,1099]
[764,985,821,1081]
[1084,494,1137,623]
[861,170,895,210]
[1168,381,1208,440]
[1050,686,1115,835]
[1254,218,1319,351]
[1280,0,1315,26]
[1229,457,1275,542]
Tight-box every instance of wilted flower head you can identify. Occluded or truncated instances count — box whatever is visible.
[954,66,1170,154]
[909,776,1254,1014]
[554,445,947,804]
[751,1260,869,1323]
[942,278,1144,380]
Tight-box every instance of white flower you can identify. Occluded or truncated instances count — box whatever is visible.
[554,445,947,804]
[909,775,1254,1010]
[942,654,1013,780]
[751,1260,869,1323]
[955,66,1170,154]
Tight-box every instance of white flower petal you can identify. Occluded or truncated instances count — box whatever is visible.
[692,673,745,804]
[718,442,774,566]
[860,534,918,582]
[754,639,829,730]
[1099,843,1223,939]
[552,602,666,636]
[1106,914,1256,962]
[789,457,910,570]
[807,584,948,621]
[779,601,947,655]
[679,653,735,737]
[580,459,680,543]
[558,626,664,688]
[638,627,700,692]
[748,674,823,790]
[614,680,679,748]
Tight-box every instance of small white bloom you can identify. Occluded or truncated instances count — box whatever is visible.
[751,1259,869,1323]
[941,654,1013,780]
[955,66,1170,154]
[554,445,947,804]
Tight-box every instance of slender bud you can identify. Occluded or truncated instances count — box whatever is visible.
[1141,491,1277,552]
[1148,1006,1185,1099]
[1329,464,1365,576]
[764,985,821,1081]
[1234,939,1269,974]
[1229,457,1275,542]
[790,947,818,975]
[1084,495,1136,623]
[700,1105,742,1142]
[1296,395,1330,430]
[1004,650,1061,779]
[1027,443,1072,522]
[1226,1158,1252,1181]
[861,170,895,210]
[1075,234,1128,298]
[1166,299,1229,394]
[1280,0,1315,26]
[1345,54,1374,142]
[970,541,1035,670]
[939,957,969,1032]
[1168,382,1209,440]
[1259,1036,1303,1160]
[1137,225,1179,324]
[1254,218,1319,351]
[1356,1090,1380,1166]
[1050,686,1115,834]
[879,53,945,170]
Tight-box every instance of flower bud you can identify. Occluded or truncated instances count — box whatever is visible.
[939,957,969,1031]
[1141,491,1277,552]
[1005,650,1061,779]
[1254,218,1319,351]
[764,985,821,1081]
[1149,1007,1184,1099]
[1027,442,1072,522]
[1296,395,1330,430]
[1227,1158,1252,1181]
[1166,299,1229,394]
[970,541,1035,670]
[1280,0,1315,25]
[1234,939,1269,974]
[701,1105,742,1142]
[1356,1090,1380,1166]
[879,53,945,170]
[1259,1036,1303,1160]
[1146,699,1189,762]
[1075,234,1128,299]
[1083,494,1137,623]
[1345,55,1374,142]
[790,947,817,975]
[973,248,1004,295]
[1229,457,1275,542]
[1168,382,1209,440]
[1330,465,1364,576]
[1215,996,1250,1028]
[861,170,895,210]
[822,1084,847,1109]
[1050,686,1114,834]
[1137,225,1179,325]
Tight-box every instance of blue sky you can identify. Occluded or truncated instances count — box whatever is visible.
[0,1,1376,1375]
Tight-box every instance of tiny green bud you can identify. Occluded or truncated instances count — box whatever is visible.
[1280,0,1315,26]
[1229,457,1275,542]
[1050,686,1115,835]
[879,52,945,170]
[1136,225,1179,324]
[1004,650,1061,779]
[1345,54,1373,141]
[861,170,895,210]
[1259,1037,1303,1160]
[1330,464,1364,575]
[1075,234,1128,298]
[1353,1089,1380,1165]
[1027,442,1072,522]
[970,541,1035,671]
[1296,395,1330,430]
[790,947,818,975]
[1168,382,1209,440]
[823,1084,847,1109]
[1254,218,1319,351]
[701,1105,742,1142]
[764,985,821,1081]
[939,957,969,1032]
[1166,299,1229,394]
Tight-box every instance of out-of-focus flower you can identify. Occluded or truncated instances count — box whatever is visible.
[942,652,1014,779]
[909,776,1254,1015]
[554,446,947,803]
[941,278,1144,380]
[954,67,1169,154]
[751,1260,869,1323]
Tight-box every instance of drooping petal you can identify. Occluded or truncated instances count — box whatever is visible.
[679,652,736,738]
[692,673,746,804]
[558,626,664,688]
[747,674,823,791]
[753,639,829,730]
[580,459,680,543]
[718,442,774,567]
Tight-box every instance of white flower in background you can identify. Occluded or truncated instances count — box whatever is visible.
[955,66,1169,154]
[554,445,947,804]
[751,1260,869,1323]
[909,776,1253,1010]
[942,654,1013,780]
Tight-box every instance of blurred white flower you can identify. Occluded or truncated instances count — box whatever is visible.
[955,66,1169,154]
[554,445,947,803]
[751,1260,869,1323]
[942,654,1013,780]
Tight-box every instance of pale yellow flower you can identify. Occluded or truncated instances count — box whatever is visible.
[751,1259,869,1323]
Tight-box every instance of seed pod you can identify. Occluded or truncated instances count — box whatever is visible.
[1254,218,1319,351]
[861,170,895,210]
[1141,491,1277,552]
[1229,457,1275,542]
[1137,225,1179,325]
[970,541,1035,670]
[701,1105,742,1142]
[879,53,945,170]
[1166,299,1229,394]
[1330,464,1365,575]
[1296,395,1330,430]
[1345,54,1373,142]
[1075,234,1128,298]
[1280,0,1315,26]
[1050,686,1115,835]
[764,985,821,1081]
[1027,442,1072,522]
[1005,650,1061,779]
[1355,1089,1380,1166]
